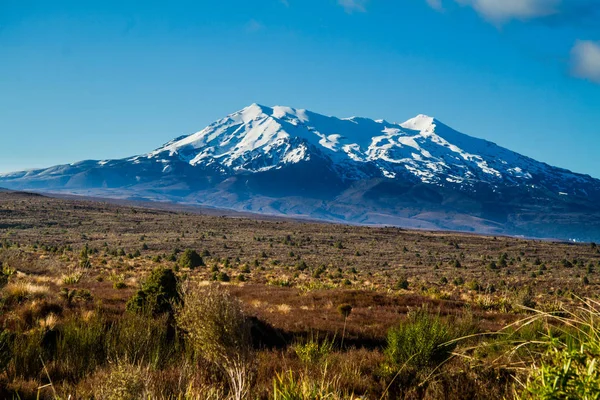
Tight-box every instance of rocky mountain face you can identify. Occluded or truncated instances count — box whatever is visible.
[2,104,600,241]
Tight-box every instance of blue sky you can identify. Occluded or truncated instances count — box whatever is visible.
[1,0,599,177]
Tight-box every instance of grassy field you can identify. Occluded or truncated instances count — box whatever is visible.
[1,191,600,399]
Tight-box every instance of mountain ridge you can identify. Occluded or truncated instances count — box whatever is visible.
[1,104,599,241]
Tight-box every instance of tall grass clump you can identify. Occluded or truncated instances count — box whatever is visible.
[51,313,107,381]
[519,298,600,399]
[273,369,356,400]
[106,312,180,369]
[8,327,47,379]
[385,307,456,370]
[176,283,254,400]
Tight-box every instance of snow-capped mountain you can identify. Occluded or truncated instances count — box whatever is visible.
[140,103,596,195]
[2,104,600,241]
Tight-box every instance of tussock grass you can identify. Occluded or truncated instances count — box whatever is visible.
[2,281,49,304]
[516,298,600,399]
[273,367,357,400]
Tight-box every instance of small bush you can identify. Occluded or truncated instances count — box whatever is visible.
[178,249,204,269]
[113,281,127,289]
[394,279,409,290]
[217,272,230,282]
[385,307,456,370]
[2,282,49,305]
[294,335,334,364]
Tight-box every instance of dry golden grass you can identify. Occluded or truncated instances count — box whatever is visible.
[2,281,50,302]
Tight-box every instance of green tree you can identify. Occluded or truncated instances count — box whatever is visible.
[127,267,180,315]
[178,249,204,269]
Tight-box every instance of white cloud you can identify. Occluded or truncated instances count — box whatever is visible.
[338,0,368,13]
[455,0,560,22]
[571,40,600,83]
[426,0,443,12]
[427,0,560,23]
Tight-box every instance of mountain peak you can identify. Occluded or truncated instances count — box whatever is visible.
[237,103,271,120]
[400,114,437,132]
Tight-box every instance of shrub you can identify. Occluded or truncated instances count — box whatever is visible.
[385,307,456,370]
[176,284,254,400]
[178,249,204,269]
[126,267,180,315]
[217,272,230,282]
[94,361,149,400]
[62,270,83,285]
[466,280,481,292]
[395,279,409,290]
[9,326,46,379]
[515,287,536,309]
[0,264,8,288]
[294,335,334,364]
[113,281,127,289]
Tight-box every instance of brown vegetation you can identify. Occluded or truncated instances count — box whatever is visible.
[1,192,599,398]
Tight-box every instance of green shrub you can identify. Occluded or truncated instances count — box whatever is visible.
[114,281,127,289]
[217,272,230,282]
[294,335,334,364]
[394,279,409,290]
[126,267,180,315]
[9,327,46,379]
[385,307,456,370]
[178,249,204,269]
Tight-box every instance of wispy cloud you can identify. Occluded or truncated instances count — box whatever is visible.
[338,0,368,13]
[245,19,265,33]
[426,0,444,12]
[571,40,600,83]
[453,0,559,23]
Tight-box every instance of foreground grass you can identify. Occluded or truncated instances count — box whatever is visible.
[0,274,513,399]
[3,266,600,399]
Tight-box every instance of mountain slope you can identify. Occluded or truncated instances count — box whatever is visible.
[2,104,599,241]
